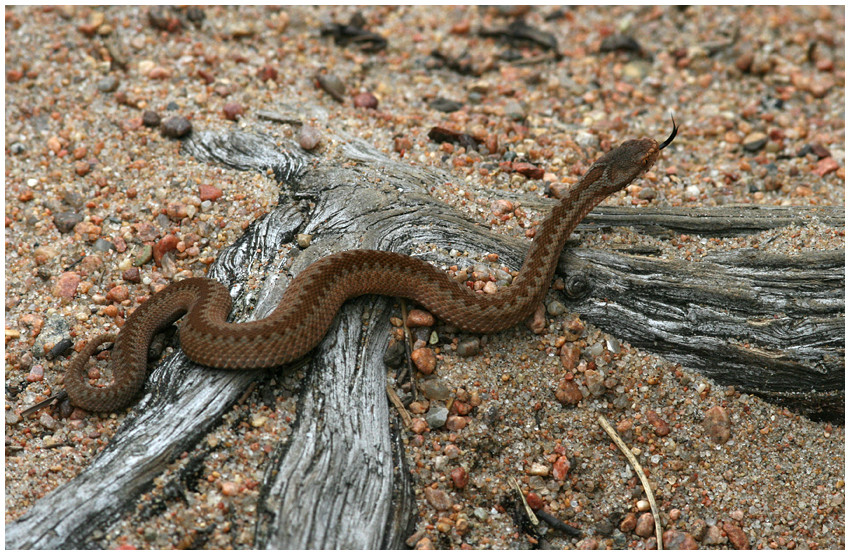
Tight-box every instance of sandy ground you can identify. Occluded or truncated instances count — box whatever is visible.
[4,5,844,549]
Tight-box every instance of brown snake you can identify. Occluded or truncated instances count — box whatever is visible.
[52,124,676,413]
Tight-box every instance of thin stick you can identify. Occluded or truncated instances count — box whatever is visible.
[385,384,412,429]
[597,415,663,550]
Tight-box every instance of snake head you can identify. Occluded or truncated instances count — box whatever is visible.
[584,121,678,196]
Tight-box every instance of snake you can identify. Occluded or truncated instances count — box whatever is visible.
[51,124,676,413]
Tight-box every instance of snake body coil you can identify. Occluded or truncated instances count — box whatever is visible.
[63,128,675,412]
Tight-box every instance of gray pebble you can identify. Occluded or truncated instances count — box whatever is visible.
[420,378,451,401]
[425,404,449,429]
[546,300,566,316]
[53,211,83,233]
[456,337,480,357]
[299,125,321,150]
[96,75,119,93]
[316,73,346,103]
[160,116,192,138]
[142,110,161,127]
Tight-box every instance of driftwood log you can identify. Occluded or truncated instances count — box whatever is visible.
[7,129,843,549]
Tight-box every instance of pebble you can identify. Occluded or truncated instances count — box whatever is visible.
[53,211,83,234]
[445,416,469,431]
[198,184,222,202]
[662,530,698,549]
[419,379,450,401]
[298,125,321,150]
[555,378,583,405]
[450,467,468,489]
[722,522,749,549]
[525,303,546,334]
[222,102,244,121]
[634,513,654,537]
[429,97,463,113]
[96,75,119,92]
[160,116,192,138]
[620,512,637,532]
[424,487,452,511]
[315,73,346,102]
[552,455,570,481]
[411,347,436,374]
[52,272,81,300]
[742,132,768,152]
[528,462,549,476]
[646,410,671,436]
[546,300,566,316]
[353,92,378,109]
[26,365,44,383]
[704,405,731,444]
[406,309,435,328]
[142,110,160,127]
[455,337,479,357]
[295,234,312,248]
[703,525,726,545]
[424,405,448,429]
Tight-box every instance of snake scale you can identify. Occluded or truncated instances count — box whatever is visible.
[58,125,676,413]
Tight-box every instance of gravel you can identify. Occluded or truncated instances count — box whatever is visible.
[5,5,843,550]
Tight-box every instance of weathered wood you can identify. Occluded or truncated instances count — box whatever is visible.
[7,128,844,549]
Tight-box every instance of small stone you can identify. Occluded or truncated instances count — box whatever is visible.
[445,416,469,431]
[450,467,468,489]
[296,234,312,248]
[142,110,160,127]
[552,455,570,481]
[411,347,437,374]
[637,186,657,200]
[299,125,321,150]
[424,405,449,429]
[730,509,744,521]
[429,97,464,113]
[512,162,544,180]
[620,512,637,532]
[410,417,428,434]
[160,116,192,138]
[198,184,222,202]
[528,462,549,476]
[316,72,346,102]
[455,337,480,357]
[424,487,452,511]
[703,525,726,545]
[636,499,651,512]
[353,92,378,109]
[814,157,839,177]
[663,529,698,549]
[26,365,44,383]
[742,132,768,152]
[634,513,654,537]
[555,377,583,405]
[419,380,450,400]
[53,272,81,300]
[560,343,581,370]
[222,102,244,121]
[257,65,278,81]
[39,412,57,430]
[526,303,546,334]
[96,75,119,92]
[515,492,540,512]
[106,285,129,303]
[74,161,91,176]
[563,315,585,341]
[415,536,434,550]
[704,406,731,444]
[393,136,412,153]
[584,369,605,396]
[576,538,598,550]
[220,482,240,496]
[690,518,708,541]
[722,523,749,549]
[546,300,566,316]
[646,410,671,436]
[406,309,435,328]
[53,211,83,234]
[153,234,179,264]
[122,267,141,283]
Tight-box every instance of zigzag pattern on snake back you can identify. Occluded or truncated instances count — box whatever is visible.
[60,125,677,412]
